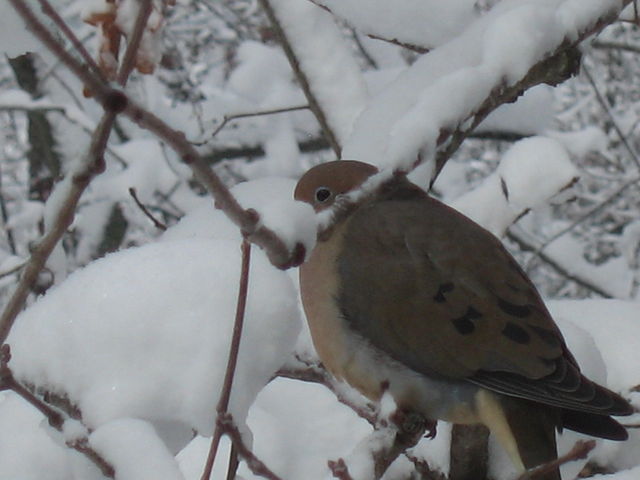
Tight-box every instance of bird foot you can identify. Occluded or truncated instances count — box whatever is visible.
[391,409,437,439]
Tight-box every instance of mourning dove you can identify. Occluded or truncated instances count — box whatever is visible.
[294,160,632,480]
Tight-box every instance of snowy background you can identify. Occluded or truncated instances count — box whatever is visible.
[0,0,639,479]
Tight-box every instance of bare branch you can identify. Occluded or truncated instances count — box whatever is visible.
[217,413,283,480]
[0,110,116,346]
[328,458,354,480]
[36,0,104,79]
[8,0,302,270]
[120,102,301,268]
[0,168,17,255]
[366,33,430,54]
[522,175,640,272]
[0,345,115,478]
[116,0,152,85]
[277,356,433,480]
[276,355,378,425]
[0,262,25,280]
[201,104,309,144]
[204,136,329,164]
[430,2,632,179]
[582,64,640,170]
[506,230,613,298]
[592,39,640,54]
[128,187,167,231]
[259,0,342,157]
[201,239,252,480]
[431,45,582,180]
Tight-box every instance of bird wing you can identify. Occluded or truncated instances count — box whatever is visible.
[337,193,629,415]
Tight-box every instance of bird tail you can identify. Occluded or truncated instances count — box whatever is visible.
[500,397,561,480]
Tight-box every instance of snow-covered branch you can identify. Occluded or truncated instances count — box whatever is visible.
[342,0,633,176]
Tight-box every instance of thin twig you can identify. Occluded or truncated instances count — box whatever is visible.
[328,458,354,480]
[0,345,115,477]
[1,346,63,429]
[366,33,430,54]
[9,0,301,270]
[0,3,155,475]
[0,167,17,255]
[276,355,378,425]
[307,0,431,53]
[36,0,104,79]
[225,445,240,480]
[217,413,283,480]
[582,64,640,170]
[516,440,596,480]
[523,175,640,269]
[0,263,25,280]
[0,105,66,114]
[201,104,309,144]
[204,136,329,164]
[592,40,640,55]
[507,230,613,298]
[276,357,432,480]
[201,239,252,480]
[128,187,167,231]
[120,101,300,268]
[259,0,342,157]
[0,110,117,346]
[8,0,110,109]
[116,0,152,85]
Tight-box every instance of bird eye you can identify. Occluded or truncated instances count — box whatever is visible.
[315,187,332,203]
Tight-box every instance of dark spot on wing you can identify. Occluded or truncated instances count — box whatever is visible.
[433,282,454,303]
[497,297,532,318]
[529,325,561,348]
[502,321,530,344]
[451,306,482,335]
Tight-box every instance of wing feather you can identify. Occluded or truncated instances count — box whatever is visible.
[337,183,630,416]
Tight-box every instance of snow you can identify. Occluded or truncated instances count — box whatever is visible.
[545,236,634,299]
[90,418,184,480]
[0,2,46,57]
[341,0,625,174]
[548,300,640,392]
[227,42,292,107]
[316,0,479,49]
[8,236,301,441]
[451,136,578,236]
[0,392,78,479]
[270,0,369,145]
[549,127,610,158]
[161,176,317,258]
[476,85,555,136]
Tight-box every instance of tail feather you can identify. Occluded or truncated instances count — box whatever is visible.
[501,398,561,480]
[561,409,629,441]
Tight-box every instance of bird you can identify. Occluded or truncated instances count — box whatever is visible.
[294,160,633,480]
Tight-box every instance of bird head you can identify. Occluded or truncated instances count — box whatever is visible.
[294,160,379,212]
